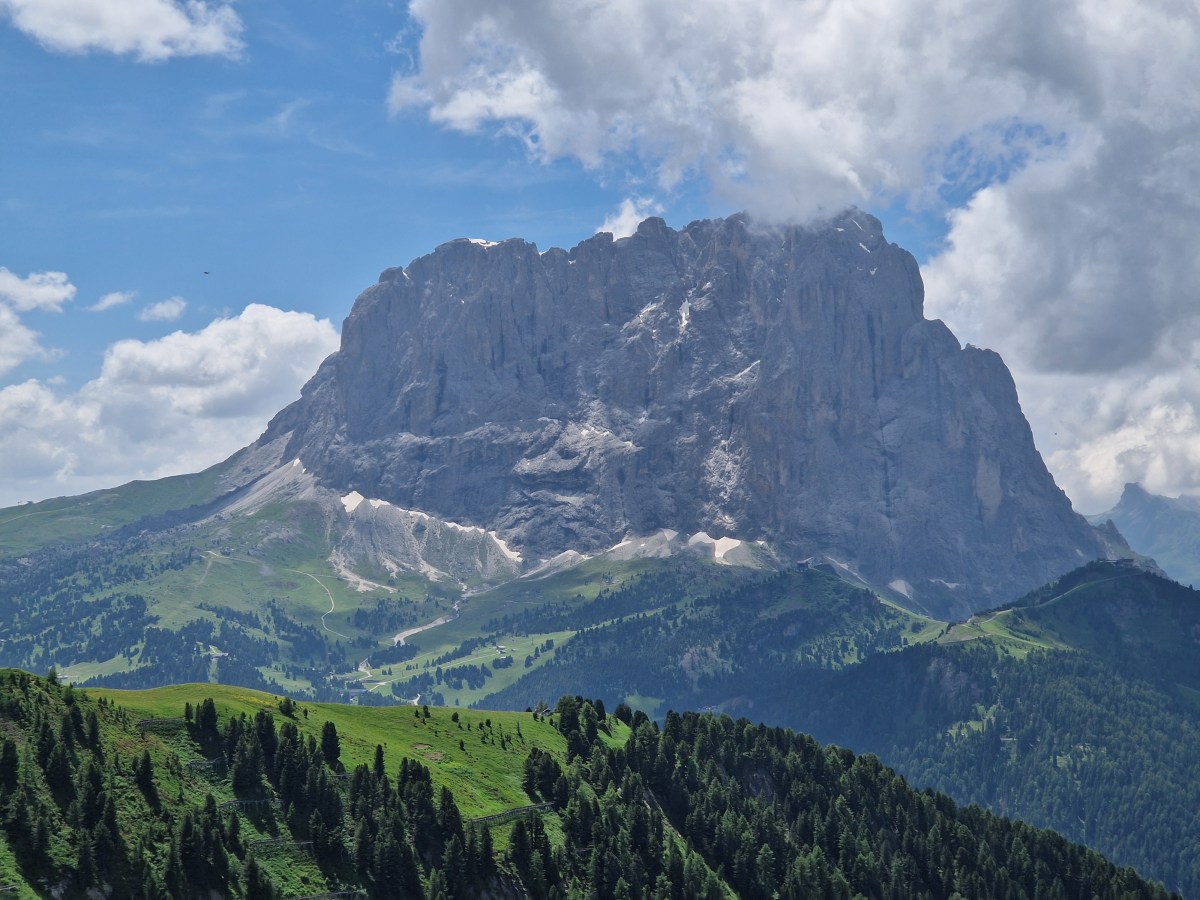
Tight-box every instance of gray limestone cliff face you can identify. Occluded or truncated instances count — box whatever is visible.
[260,212,1104,611]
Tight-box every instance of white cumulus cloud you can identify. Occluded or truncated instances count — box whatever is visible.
[598,197,664,239]
[0,266,76,311]
[137,296,187,321]
[393,0,1080,219]
[0,304,339,508]
[0,306,47,376]
[397,0,1200,510]
[0,0,243,62]
[0,266,74,375]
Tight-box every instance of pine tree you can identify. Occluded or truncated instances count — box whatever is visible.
[321,720,341,770]
[0,738,18,792]
[442,834,466,898]
[196,697,219,740]
[84,709,101,751]
[45,741,74,801]
[424,868,449,900]
[243,854,277,900]
[354,818,373,877]
[136,749,156,800]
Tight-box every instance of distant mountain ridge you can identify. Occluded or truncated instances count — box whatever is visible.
[258,211,1108,613]
[1092,483,1200,586]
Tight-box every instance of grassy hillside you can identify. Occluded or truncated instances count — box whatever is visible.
[0,669,637,897]
[0,463,232,556]
[1,469,791,707]
[2,492,940,717]
[94,681,581,822]
[5,466,1196,896]
[477,563,938,719]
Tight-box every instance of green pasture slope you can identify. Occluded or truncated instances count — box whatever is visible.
[0,462,230,556]
[474,562,944,721]
[1,462,733,703]
[778,562,1200,897]
[0,669,629,897]
[0,456,949,708]
[93,681,594,822]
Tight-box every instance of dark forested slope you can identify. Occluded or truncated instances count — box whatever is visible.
[0,670,1173,898]
[788,644,1200,896]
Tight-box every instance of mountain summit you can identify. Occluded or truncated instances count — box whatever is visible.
[259,212,1105,613]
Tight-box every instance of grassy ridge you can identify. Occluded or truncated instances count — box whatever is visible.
[940,561,1200,684]
[0,465,229,556]
[0,457,945,712]
[94,681,585,821]
[0,670,622,896]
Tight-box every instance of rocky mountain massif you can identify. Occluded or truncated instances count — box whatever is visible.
[259,212,1107,613]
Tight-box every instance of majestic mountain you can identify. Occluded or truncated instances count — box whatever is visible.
[0,671,1174,899]
[258,212,1105,614]
[1091,483,1200,586]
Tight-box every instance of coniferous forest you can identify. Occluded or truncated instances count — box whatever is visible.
[0,669,1177,898]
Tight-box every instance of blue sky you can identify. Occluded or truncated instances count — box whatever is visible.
[2,0,1199,513]
[0,2,713,391]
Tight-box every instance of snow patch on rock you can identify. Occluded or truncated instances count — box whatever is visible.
[605,529,681,561]
[594,529,770,568]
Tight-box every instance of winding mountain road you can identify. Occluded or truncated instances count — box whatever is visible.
[393,601,461,646]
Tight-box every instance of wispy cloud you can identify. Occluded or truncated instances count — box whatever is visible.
[138,296,187,322]
[598,197,663,239]
[194,92,372,159]
[90,204,193,221]
[88,290,136,312]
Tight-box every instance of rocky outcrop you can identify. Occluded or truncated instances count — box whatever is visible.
[259,212,1105,613]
